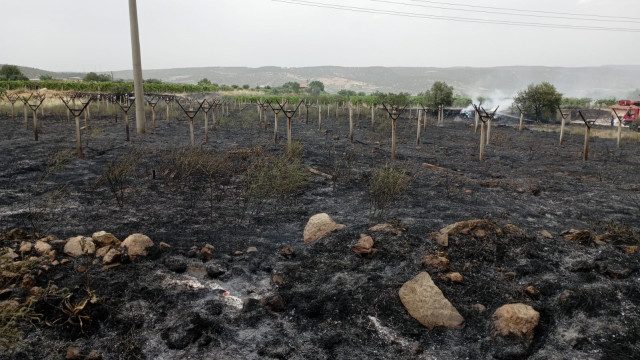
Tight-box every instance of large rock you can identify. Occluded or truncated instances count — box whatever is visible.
[34,241,52,255]
[434,219,502,246]
[92,231,121,247]
[352,234,374,255]
[398,272,464,329]
[64,236,96,257]
[303,213,346,244]
[121,234,154,258]
[492,303,540,339]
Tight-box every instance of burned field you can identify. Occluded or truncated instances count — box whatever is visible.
[0,103,639,359]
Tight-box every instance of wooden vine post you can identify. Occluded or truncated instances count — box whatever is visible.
[317,101,322,131]
[61,96,91,157]
[201,100,213,142]
[473,105,497,161]
[303,100,312,124]
[382,103,407,160]
[416,109,421,145]
[268,102,283,143]
[115,96,135,142]
[578,111,594,161]
[557,106,570,145]
[474,107,480,134]
[517,105,524,132]
[276,100,304,150]
[24,94,46,141]
[5,94,19,122]
[423,106,428,131]
[371,103,375,131]
[20,94,32,129]
[80,96,92,129]
[349,104,354,143]
[176,98,205,150]
[257,100,269,130]
[145,95,159,132]
[611,108,625,148]
[163,96,173,121]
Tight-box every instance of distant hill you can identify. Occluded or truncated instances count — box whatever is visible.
[2,64,86,81]
[109,65,640,99]
[6,64,640,99]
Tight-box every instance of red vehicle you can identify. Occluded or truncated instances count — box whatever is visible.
[610,99,640,126]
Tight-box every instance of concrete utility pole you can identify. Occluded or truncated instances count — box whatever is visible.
[128,0,146,134]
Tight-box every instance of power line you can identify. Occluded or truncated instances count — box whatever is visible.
[407,0,640,21]
[272,0,640,32]
[370,0,639,23]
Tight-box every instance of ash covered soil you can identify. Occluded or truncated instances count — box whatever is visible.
[0,104,639,360]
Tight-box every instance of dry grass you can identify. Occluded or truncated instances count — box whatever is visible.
[530,124,640,142]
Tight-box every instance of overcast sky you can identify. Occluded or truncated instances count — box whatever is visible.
[1,0,639,72]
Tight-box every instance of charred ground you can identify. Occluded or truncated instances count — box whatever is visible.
[0,104,639,359]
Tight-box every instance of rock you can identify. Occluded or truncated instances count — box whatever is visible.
[398,272,464,329]
[502,224,525,236]
[272,275,285,286]
[563,229,591,243]
[280,247,295,259]
[164,256,188,273]
[201,243,215,260]
[434,219,502,246]
[103,248,123,265]
[540,230,554,239]
[95,246,111,258]
[64,236,96,257]
[51,260,59,266]
[48,250,57,261]
[19,241,32,253]
[159,241,171,248]
[206,263,226,278]
[465,189,473,195]
[368,223,403,236]
[60,259,70,265]
[525,285,539,296]
[0,300,19,312]
[34,241,52,255]
[86,350,102,360]
[492,303,540,339]
[21,274,35,289]
[65,346,82,359]
[421,254,450,270]
[246,246,257,253]
[303,213,346,244]
[444,272,463,283]
[411,342,424,355]
[121,234,154,258]
[624,246,638,254]
[0,248,18,260]
[265,295,285,312]
[91,231,121,247]
[352,234,374,255]
[233,251,243,256]
[594,233,614,243]
[472,303,487,313]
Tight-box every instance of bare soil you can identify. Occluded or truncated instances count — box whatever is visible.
[1,104,639,360]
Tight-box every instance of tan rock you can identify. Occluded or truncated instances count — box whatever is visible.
[272,275,285,286]
[48,250,57,262]
[352,234,374,254]
[19,241,32,253]
[280,247,294,259]
[502,224,525,236]
[398,272,464,329]
[121,234,154,258]
[91,231,121,247]
[246,246,258,253]
[492,303,540,339]
[201,244,215,260]
[233,250,243,256]
[368,223,403,236]
[435,219,501,246]
[34,241,52,255]
[421,255,450,270]
[465,189,473,195]
[95,246,111,258]
[563,229,591,242]
[63,236,96,257]
[303,213,346,244]
[103,248,123,265]
[60,259,70,265]
[0,248,18,260]
[540,230,554,239]
[473,303,487,313]
[525,285,539,296]
[159,241,171,248]
[66,346,82,360]
[444,272,463,283]
[624,246,638,254]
